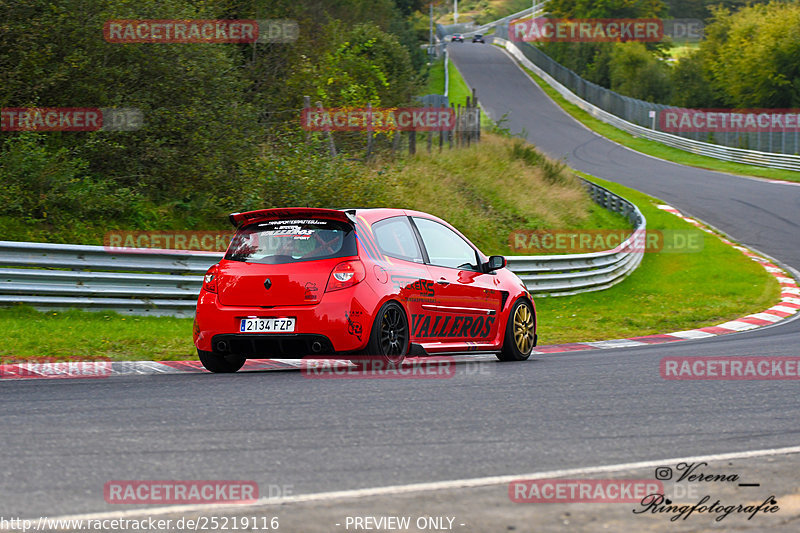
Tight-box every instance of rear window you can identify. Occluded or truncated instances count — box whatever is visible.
[225,218,357,264]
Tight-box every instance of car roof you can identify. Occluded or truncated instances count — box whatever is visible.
[229,206,453,229]
[227,207,482,256]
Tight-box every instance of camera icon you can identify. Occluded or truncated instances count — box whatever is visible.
[655,466,673,480]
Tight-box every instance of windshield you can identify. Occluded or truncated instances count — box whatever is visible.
[225,218,356,264]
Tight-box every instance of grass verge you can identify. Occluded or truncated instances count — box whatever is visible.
[512,60,800,183]
[376,134,629,255]
[426,50,494,130]
[0,307,193,362]
[534,173,781,344]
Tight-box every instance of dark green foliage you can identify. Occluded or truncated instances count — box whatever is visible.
[0,0,422,240]
[670,1,800,108]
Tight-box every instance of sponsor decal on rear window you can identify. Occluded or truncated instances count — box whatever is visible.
[226,219,356,264]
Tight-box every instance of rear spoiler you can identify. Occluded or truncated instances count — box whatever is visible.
[228,208,354,228]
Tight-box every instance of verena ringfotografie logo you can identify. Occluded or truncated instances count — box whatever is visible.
[103,19,298,44]
[301,356,457,379]
[301,107,455,132]
[661,109,800,133]
[104,480,258,504]
[661,357,800,380]
[509,479,664,503]
[510,18,703,43]
[104,231,234,253]
[1,108,142,132]
[509,229,703,254]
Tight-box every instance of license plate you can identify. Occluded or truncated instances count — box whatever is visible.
[240,317,295,333]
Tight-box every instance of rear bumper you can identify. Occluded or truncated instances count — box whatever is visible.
[194,286,375,356]
[210,333,334,358]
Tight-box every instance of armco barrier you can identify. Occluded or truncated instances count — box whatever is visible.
[0,243,219,317]
[492,35,800,171]
[0,181,644,316]
[506,179,645,296]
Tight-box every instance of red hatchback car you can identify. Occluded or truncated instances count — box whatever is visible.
[194,208,537,372]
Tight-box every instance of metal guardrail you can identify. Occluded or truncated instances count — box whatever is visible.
[437,6,542,41]
[507,179,646,296]
[0,181,645,316]
[444,47,449,98]
[0,243,220,318]
[494,36,800,171]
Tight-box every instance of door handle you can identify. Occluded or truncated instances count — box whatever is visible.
[436,278,450,286]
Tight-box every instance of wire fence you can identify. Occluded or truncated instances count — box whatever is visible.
[494,25,800,159]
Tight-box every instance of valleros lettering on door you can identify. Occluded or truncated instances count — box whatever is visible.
[411,314,494,338]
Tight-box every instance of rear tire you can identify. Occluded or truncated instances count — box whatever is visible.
[497,299,535,362]
[359,301,409,368]
[198,349,246,373]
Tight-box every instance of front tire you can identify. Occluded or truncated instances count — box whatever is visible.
[497,299,536,362]
[198,349,246,373]
[359,301,409,368]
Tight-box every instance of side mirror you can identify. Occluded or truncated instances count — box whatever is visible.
[486,255,507,272]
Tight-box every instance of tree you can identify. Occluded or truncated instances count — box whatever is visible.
[609,42,672,102]
[546,0,667,18]
[697,2,800,107]
[540,0,669,89]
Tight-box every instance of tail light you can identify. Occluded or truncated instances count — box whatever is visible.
[326,260,365,292]
[202,265,218,293]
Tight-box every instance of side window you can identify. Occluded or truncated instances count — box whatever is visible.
[412,217,479,270]
[372,216,424,263]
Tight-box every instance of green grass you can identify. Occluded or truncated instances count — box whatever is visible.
[426,51,494,130]
[0,307,194,362]
[426,57,445,95]
[375,133,631,255]
[512,61,800,183]
[534,172,781,344]
[0,170,780,361]
[666,42,700,59]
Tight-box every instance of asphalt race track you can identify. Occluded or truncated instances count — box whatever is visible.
[2,41,800,532]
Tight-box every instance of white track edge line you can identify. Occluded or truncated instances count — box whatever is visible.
[29,445,800,525]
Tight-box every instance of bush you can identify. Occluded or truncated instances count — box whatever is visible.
[0,133,135,224]
[609,43,673,103]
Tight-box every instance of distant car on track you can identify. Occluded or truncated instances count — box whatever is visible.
[451,34,464,42]
[194,208,537,373]
[472,34,485,43]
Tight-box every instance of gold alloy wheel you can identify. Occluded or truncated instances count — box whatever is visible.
[513,303,535,354]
